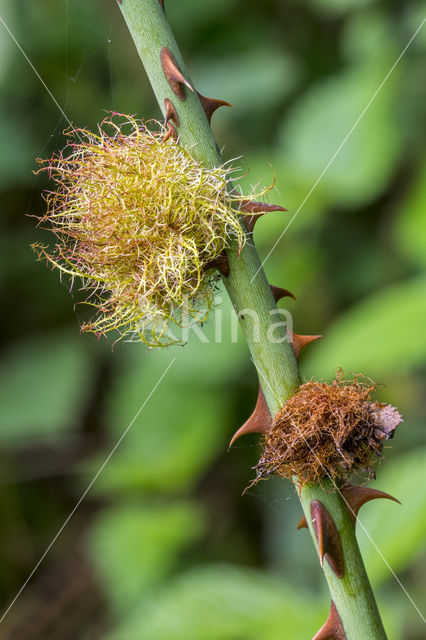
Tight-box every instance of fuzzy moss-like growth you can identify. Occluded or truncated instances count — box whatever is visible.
[33,114,245,346]
[255,373,402,486]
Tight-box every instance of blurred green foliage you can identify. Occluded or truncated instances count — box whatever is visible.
[0,0,425,638]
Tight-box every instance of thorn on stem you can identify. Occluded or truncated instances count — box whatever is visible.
[160,47,194,101]
[162,121,177,142]
[289,331,322,358]
[203,252,230,277]
[270,285,296,302]
[311,500,344,579]
[341,482,400,527]
[240,200,287,214]
[229,386,272,447]
[240,200,287,233]
[197,92,232,123]
[312,601,346,640]
[164,98,179,127]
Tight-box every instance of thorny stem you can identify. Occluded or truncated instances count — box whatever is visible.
[302,480,387,638]
[116,0,300,411]
[117,1,387,638]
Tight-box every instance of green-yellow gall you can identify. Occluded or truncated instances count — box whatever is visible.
[33,114,246,346]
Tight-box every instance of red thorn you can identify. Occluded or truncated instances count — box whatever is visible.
[240,201,287,233]
[311,501,344,579]
[164,98,179,127]
[240,200,287,214]
[241,213,263,233]
[229,387,272,447]
[270,285,296,302]
[297,515,308,530]
[158,0,165,10]
[197,92,232,123]
[312,601,346,640]
[289,331,322,358]
[203,252,230,277]
[341,482,400,527]
[160,48,194,101]
[162,121,177,142]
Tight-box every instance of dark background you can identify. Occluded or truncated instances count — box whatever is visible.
[0,0,425,638]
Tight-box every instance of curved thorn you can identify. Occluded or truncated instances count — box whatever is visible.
[162,121,177,142]
[203,252,230,277]
[164,98,179,126]
[241,213,263,233]
[341,482,400,527]
[160,47,194,101]
[239,200,287,214]
[240,201,287,233]
[197,92,232,123]
[297,515,308,530]
[270,285,296,302]
[311,501,344,579]
[229,386,272,447]
[289,331,322,358]
[312,601,346,640]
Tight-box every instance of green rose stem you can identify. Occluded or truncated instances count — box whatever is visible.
[117,1,387,637]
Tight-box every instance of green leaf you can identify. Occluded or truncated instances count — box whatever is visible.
[88,501,205,614]
[0,1,13,84]
[0,107,36,187]
[192,48,300,115]
[89,294,247,494]
[277,62,401,208]
[0,331,95,446]
[393,163,426,269]
[403,5,426,53]
[303,277,426,380]
[88,382,231,493]
[341,9,399,64]
[166,0,239,33]
[358,448,426,586]
[309,0,377,16]
[105,564,324,640]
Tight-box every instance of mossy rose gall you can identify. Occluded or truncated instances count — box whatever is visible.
[255,372,402,486]
[33,114,245,346]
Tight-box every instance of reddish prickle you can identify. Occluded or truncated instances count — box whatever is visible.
[160,47,194,100]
